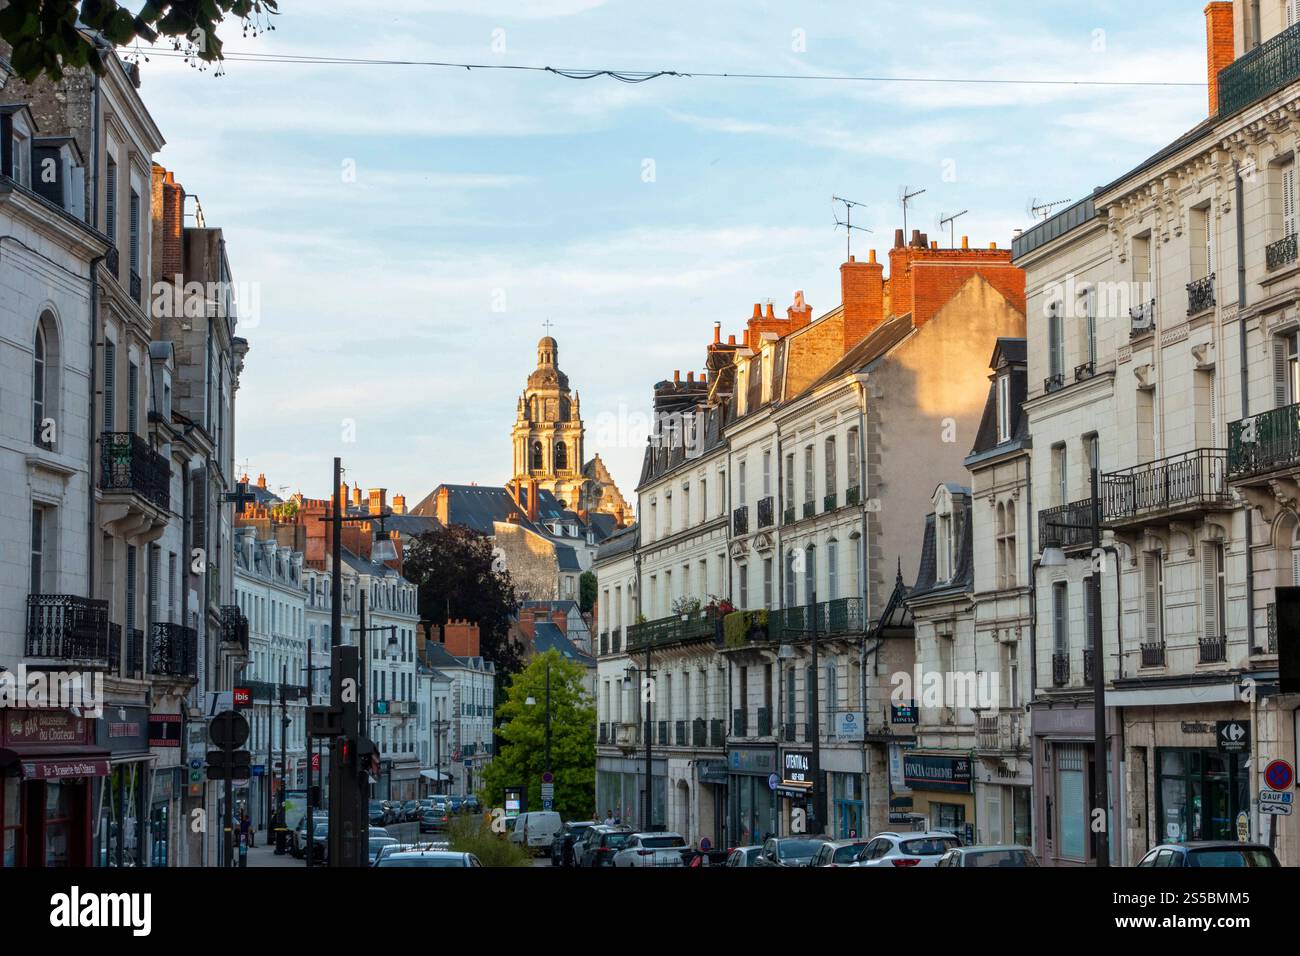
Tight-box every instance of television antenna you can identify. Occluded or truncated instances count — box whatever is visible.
[1027,197,1071,221]
[832,195,872,260]
[899,186,926,241]
[937,209,968,248]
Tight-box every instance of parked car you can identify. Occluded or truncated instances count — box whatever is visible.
[464,795,481,813]
[369,826,391,838]
[447,796,464,814]
[308,822,330,863]
[937,845,1038,867]
[374,850,482,867]
[368,836,398,865]
[575,824,632,867]
[400,800,421,823]
[809,839,871,868]
[612,832,689,867]
[725,846,764,867]
[510,811,563,853]
[551,821,596,867]
[853,831,961,867]
[368,801,391,826]
[1136,842,1280,867]
[419,807,448,833]
[291,811,329,858]
[755,835,831,867]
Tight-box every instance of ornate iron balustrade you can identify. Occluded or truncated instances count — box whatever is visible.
[1038,498,1098,551]
[783,505,796,524]
[598,724,608,744]
[766,597,867,642]
[692,717,706,747]
[100,432,170,510]
[1101,449,1229,523]
[1083,647,1094,686]
[845,485,861,506]
[1186,273,1215,315]
[823,492,837,512]
[1130,298,1156,337]
[149,622,198,679]
[1199,634,1228,664]
[1217,19,1300,116]
[1268,603,1278,654]
[732,709,747,737]
[219,604,249,652]
[757,496,775,528]
[105,246,119,278]
[25,594,111,666]
[1140,641,1166,668]
[1044,373,1064,393]
[732,505,749,536]
[709,718,724,747]
[1051,652,1069,687]
[1267,233,1298,270]
[675,720,686,746]
[130,270,142,304]
[756,707,771,737]
[657,720,668,746]
[1074,362,1095,382]
[1228,403,1300,479]
[627,610,717,651]
[802,499,815,519]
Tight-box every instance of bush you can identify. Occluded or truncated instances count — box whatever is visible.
[447,815,533,867]
[723,609,768,647]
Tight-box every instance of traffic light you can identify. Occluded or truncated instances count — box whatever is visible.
[355,736,380,785]
[206,749,252,781]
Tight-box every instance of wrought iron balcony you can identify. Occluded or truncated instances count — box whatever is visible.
[150,622,198,680]
[709,718,724,747]
[1267,233,1298,271]
[627,610,717,651]
[692,717,706,747]
[823,492,837,512]
[732,505,749,536]
[1199,634,1228,664]
[220,604,249,652]
[599,632,609,656]
[105,246,119,278]
[732,709,747,737]
[783,505,796,524]
[657,720,668,746]
[1044,373,1064,393]
[756,707,772,737]
[802,499,815,519]
[130,269,142,304]
[1217,18,1300,117]
[26,594,111,666]
[100,432,170,510]
[1186,273,1215,315]
[598,723,608,744]
[845,485,861,506]
[1074,362,1095,382]
[762,597,867,642]
[1038,498,1098,552]
[1129,298,1156,337]
[1083,647,1094,686]
[1140,641,1166,668]
[611,630,621,654]
[1051,652,1069,687]
[757,495,775,528]
[1268,602,1278,654]
[783,722,799,742]
[1101,449,1230,527]
[1228,402,1300,481]
[675,720,686,746]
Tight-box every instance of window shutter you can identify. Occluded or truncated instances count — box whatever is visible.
[103,342,116,431]
[148,545,160,628]
[127,361,138,433]
[1285,165,1297,238]
[1201,545,1220,640]
[1293,544,1300,588]
[192,468,208,557]
[1142,553,1159,642]
[1049,308,1062,378]
[1053,583,1068,655]
[1275,338,1289,409]
[1084,580,1097,642]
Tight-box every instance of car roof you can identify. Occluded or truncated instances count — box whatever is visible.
[823,839,870,848]
[629,831,684,839]
[384,850,468,860]
[1149,842,1272,851]
[952,844,1031,853]
[877,831,960,840]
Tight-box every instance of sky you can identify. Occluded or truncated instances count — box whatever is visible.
[134,0,1209,507]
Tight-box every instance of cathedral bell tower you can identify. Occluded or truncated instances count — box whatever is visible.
[511,336,587,510]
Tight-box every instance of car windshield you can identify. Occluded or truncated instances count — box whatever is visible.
[778,840,824,858]
[900,837,959,856]
[965,849,1036,867]
[640,836,686,848]
[312,824,328,837]
[604,834,630,848]
[834,844,868,862]
[1187,848,1278,867]
[370,838,397,852]
[378,856,464,867]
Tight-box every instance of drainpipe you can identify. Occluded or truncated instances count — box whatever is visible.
[1235,160,1257,650]
[87,72,102,597]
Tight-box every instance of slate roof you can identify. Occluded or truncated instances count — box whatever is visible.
[868,563,914,639]
[555,544,582,572]
[383,513,440,538]
[409,484,564,536]
[340,547,404,579]
[595,523,638,562]
[906,486,974,601]
[969,337,1029,459]
[533,621,595,665]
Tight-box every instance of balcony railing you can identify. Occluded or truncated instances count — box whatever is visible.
[150,622,198,680]
[732,709,747,737]
[1267,233,1298,270]
[1074,361,1095,382]
[26,594,111,666]
[1186,273,1215,315]
[1044,373,1064,393]
[756,707,771,737]
[1130,298,1156,337]
[823,492,837,512]
[675,720,686,746]
[783,722,799,743]
[1268,603,1278,654]
[1083,647,1094,686]
[783,505,795,524]
[130,270,142,304]
[1101,449,1229,524]
[764,597,867,642]
[627,610,717,651]
[657,720,668,746]
[1038,498,1098,551]
[105,246,119,278]
[845,485,861,506]
[598,724,608,744]
[611,630,621,654]
[1141,641,1166,668]
[1229,403,1300,480]
[710,718,724,747]
[1199,634,1228,664]
[692,717,706,747]
[802,499,815,519]
[220,605,249,652]
[757,496,775,528]
[599,632,609,656]
[1051,652,1069,687]
[732,505,749,536]
[1217,18,1300,117]
[100,432,170,510]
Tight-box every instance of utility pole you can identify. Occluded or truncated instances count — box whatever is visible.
[644,639,653,829]
[809,591,825,835]
[277,662,288,853]
[1090,466,1109,867]
[545,658,552,773]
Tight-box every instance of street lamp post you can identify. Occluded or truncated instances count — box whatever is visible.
[808,590,824,835]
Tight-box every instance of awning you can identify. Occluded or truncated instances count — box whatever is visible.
[420,769,450,782]
[0,745,112,780]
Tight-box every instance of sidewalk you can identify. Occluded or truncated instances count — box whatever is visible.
[240,833,302,868]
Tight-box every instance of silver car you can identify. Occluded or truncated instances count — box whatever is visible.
[852,831,961,868]
[809,839,872,867]
[612,832,688,867]
[725,845,763,867]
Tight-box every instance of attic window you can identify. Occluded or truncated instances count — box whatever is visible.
[997,371,1011,442]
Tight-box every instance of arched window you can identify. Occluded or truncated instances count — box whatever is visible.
[995,502,1007,589]
[555,441,568,470]
[33,323,46,442]
[531,441,544,470]
[32,312,60,448]
[804,543,817,605]
[784,549,797,607]
[827,538,839,600]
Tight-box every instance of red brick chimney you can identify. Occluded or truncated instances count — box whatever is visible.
[550,608,569,634]
[841,250,886,349]
[367,488,386,514]
[441,619,481,657]
[391,494,406,514]
[1205,2,1233,116]
[787,289,813,328]
[151,164,184,281]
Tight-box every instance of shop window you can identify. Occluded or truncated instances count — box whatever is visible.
[44,780,73,867]
[2,775,18,866]
[1055,743,1087,861]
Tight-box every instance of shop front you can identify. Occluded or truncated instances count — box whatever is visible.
[596,754,665,829]
[728,746,776,846]
[96,705,154,867]
[902,751,974,833]
[1031,700,1118,866]
[148,710,184,867]
[0,708,109,867]
[695,759,728,848]
[973,755,1032,847]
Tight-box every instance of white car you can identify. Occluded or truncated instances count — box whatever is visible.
[852,831,962,868]
[509,811,562,853]
[611,832,688,867]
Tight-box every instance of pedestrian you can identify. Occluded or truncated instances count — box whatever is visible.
[240,811,253,848]
[603,809,615,826]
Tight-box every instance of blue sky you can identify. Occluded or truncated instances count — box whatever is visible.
[137,0,1208,506]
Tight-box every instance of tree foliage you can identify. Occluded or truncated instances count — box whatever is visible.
[478,650,595,821]
[578,570,597,614]
[403,524,523,675]
[0,0,278,82]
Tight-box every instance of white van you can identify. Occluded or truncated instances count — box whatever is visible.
[510,811,562,852]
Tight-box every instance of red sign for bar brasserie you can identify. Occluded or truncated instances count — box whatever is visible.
[2,709,91,747]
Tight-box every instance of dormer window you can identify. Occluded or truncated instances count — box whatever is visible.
[997,371,1011,442]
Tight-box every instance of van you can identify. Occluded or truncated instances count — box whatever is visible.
[510,811,562,852]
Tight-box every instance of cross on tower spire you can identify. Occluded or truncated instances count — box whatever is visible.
[542,319,555,336]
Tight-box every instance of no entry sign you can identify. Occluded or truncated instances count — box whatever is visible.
[1265,759,1294,792]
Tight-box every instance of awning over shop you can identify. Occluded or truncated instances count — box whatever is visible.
[0,744,111,779]
[419,769,450,782]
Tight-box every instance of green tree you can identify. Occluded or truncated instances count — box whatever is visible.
[0,0,278,82]
[403,524,523,675]
[478,650,594,821]
[578,570,597,614]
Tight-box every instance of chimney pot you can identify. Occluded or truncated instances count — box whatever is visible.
[961,235,969,249]
[752,303,762,319]
[868,249,877,264]
[930,241,938,249]
[713,321,721,343]
[989,242,997,249]
[728,334,736,345]
[765,302,775,319]
[894,228,904,248]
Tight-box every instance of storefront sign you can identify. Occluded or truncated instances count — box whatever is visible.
[834,712,864,741]
[780,750,813,795]
[96,706,150,756]
[3,709,92,746]
[149,713,182,748]
[902,753,972,793]
[891,701,918,724]
[1216,720,1249,754]
[728,747,777,775]
[696,759,728,784]
[1180,721,1214,735]
[889,743,914,794]
[21,758,109,779]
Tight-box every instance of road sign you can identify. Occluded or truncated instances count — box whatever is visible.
[1260,790,1294,805]
[1261,802,1293,816]
[768,772,779,791]
[1265,759,1294,792]
[540,783,555,801]
[1217,720,1250,753]
[203,691,233,718]
[1236,811,1250,842]
[206,749,251,781]
[542,799,553,810]
[542,771,554,784]
[209,710,249,750]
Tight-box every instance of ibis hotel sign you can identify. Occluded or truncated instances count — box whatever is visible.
[902,753,972,794]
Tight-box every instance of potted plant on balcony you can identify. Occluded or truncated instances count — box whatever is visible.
[672,595,701,618]
[723,609,768,648]
[704,596,735,619]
